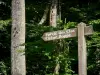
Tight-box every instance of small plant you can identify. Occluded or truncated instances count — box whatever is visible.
[0,61,7,75]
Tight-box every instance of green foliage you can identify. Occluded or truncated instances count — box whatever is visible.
[0,0,100,75]
[64,22,77,29]
[26,23,74,74]
[0,59,10,75]
[26,24,54,74]
[0,61,7,75]
[0,20,11,29]
[86,19,100,75]
[89,19,100,25]
[88,19,100,32]
[25,17,100,74]
[0,20,11,75]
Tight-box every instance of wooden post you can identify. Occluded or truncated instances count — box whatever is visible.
[78,22,87,75]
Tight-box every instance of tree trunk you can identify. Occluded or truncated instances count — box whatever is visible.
[38,5,49,25]
[54,63,60,75]
[50,0,58,27]
[50,0,60,74]
[11,0,26,75]
[57,0,61,20]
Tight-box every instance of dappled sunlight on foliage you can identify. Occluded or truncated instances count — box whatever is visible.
[0,0,100,75]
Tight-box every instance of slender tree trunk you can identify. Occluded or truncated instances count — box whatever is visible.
[54,63,60,75]
[50,0,60,74]
[38,5,49,25]
[11,0,26,75]
[50,0,58,27]
[57,0,61,20]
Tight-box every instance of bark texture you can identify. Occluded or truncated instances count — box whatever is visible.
[50,0,58,27]
[11,0,26,75]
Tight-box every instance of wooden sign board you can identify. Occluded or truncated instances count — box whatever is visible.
[42,25,93,41]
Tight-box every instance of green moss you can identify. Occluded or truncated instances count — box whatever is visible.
[16,49,25,53]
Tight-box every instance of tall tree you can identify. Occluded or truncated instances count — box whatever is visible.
[50,0,58,27]
[11,0,26,75]
[49,0,60,74]
[38,5,49,25]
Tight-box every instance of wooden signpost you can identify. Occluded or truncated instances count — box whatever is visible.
[42,22,93,75]
[78,23,87,75]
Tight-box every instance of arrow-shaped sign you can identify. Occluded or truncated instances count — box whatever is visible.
[42,25,93,41]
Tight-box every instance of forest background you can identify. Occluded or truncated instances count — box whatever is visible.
[0,0,100,75]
